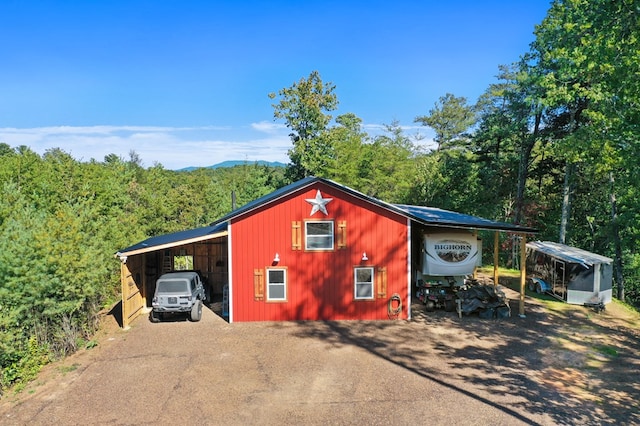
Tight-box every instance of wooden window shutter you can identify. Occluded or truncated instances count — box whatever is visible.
[338,220,347,249]
[292,221,301,250]
[377,267,387,299]
[254,269,264,301]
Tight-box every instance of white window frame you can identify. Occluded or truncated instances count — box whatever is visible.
[267,268,287,301]
[354,267,374,300]
[305,220,334,251]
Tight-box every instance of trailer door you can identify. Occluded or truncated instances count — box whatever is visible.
[552,259,567,301]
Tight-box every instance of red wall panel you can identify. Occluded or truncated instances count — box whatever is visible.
[230,183,408,322]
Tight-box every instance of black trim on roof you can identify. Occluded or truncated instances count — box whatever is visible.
[393,204,538,233]
[116,222,228,256]
[118,177,536,256]
[208,176,320,226]
[209,177,536,233]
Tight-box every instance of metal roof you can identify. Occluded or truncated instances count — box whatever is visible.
[526,241,612,267]
[116,177,536,258]
[392,204,537,232]
[157,271,201,280]
[208,176,321,225]
[116,222,228,257]
[209,177,537,233]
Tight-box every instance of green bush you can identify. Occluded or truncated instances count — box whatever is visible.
[0,336,49,394]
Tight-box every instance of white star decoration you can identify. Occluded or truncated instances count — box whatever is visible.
[305,189,333,216]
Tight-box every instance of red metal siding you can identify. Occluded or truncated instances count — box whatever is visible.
[230,183,408,322]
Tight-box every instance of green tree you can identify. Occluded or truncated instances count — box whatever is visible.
[528,0,640,301]
[325,118,416,203]
[0,140,293,394]
[415,93,477,152]
[471,61,553,232]
[365,121,416,203]
[410,148,480,214]
[325,113,370,187]
[269,70,338,180]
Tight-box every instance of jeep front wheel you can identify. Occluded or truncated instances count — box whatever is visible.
[425,300,436,312]
[190,300,203,322]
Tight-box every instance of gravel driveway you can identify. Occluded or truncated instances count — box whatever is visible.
[1,287,639,425]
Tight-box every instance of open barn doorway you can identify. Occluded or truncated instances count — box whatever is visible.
[118,234,229,328]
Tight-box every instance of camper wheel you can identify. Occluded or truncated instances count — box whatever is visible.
[527,279,535,292]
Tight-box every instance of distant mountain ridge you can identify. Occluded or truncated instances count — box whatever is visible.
[177,160,286,172]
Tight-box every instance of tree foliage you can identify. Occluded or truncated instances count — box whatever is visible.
[0,149,284,394]
[526,0,640,299]
[2,0,640,395]
[269,70,338,180]
[415,93,477,151]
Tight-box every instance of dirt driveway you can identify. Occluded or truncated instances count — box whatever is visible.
[1,286,639,425]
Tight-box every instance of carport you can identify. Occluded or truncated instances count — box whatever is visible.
[115,223,228,329]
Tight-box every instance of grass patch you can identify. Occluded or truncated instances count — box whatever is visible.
[57,363,79,375]
[477,266,521,278]
[594,345,619,357]
[85,340,99,350]
[539,298,572,311]
[585,357,606,369]
[608,299,640,325]
[585,345,619,369]
[611,298,638,313]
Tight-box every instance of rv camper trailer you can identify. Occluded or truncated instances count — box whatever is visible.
[525,241,613,305]
[414,230,482,312]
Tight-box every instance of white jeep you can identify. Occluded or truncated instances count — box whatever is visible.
[151,271,206,322]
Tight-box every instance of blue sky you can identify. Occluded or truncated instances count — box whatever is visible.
[0,0,551,169]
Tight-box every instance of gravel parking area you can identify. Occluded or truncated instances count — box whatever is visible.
[1,287,639,425]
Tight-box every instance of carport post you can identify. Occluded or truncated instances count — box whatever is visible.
[519,233,527,318]
[120,257,130,330]
[493,232,499,286]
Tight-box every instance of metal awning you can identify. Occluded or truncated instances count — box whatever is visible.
[527,241,612,268]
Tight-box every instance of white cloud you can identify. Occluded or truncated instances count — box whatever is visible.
[0,123,438,169]
[0,125,291,170]
[251,121,287,134]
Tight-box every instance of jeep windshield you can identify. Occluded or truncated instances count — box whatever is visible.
[156,279,189,293]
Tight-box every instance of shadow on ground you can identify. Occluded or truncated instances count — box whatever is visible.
[108,300,123,328]
[285,288,640,425]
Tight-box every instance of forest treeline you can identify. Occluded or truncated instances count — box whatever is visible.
[0,149,288,393]
[1,0,639,394]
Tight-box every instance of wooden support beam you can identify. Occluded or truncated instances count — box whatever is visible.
[120,261,126,329]
[120,260,131,330]
[519,233,527,317]
[493,232,499,286]
[472,231,478,279]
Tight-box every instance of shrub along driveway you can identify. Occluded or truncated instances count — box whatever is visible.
[1,287,639,425]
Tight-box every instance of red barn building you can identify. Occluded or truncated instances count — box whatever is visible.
[116,177,535,327]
